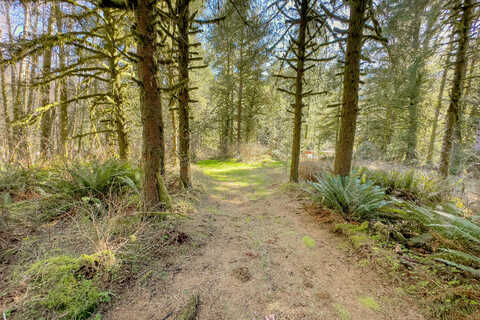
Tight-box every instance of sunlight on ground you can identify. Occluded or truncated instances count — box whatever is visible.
[195,159,285,199]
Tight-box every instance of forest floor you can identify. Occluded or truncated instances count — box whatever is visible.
[106,160,425,320]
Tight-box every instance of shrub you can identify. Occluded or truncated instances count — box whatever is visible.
[56,159,140,199]
[308,173,389,221]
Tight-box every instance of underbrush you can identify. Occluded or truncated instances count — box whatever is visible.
[307,170,480,319]
[298,160,331,182]
[355,167,459,205]
[0,159,190,320]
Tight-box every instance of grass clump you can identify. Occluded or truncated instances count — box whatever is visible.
[308,173,389,221]
[15,252,114,320]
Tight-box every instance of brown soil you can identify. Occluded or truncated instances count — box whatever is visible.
[106,166,424,320]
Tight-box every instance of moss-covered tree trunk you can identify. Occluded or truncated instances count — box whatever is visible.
[333,0,367,176]
[40,9,55,158]
[405,16,421,162]
[0,50,11,159]
[135,0,171,208]
[426,39,453,164]
[56,2,69,157]
[177,0,193,188]
[439,0,473,177]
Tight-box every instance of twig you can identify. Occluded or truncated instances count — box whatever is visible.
[161,311,173,320]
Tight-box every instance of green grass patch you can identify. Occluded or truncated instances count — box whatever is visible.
[334,303,352,320]
[358,296,381,311]
[195,159,284,194]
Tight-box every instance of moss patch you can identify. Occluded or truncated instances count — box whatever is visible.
[334,303,352,320]
[18,252,114,319]
[334,222,371,249]
[302,235,316,248]
[358,296,381,311]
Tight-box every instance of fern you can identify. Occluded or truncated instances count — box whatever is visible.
[55,160,140,199]
[390,201,480,278]
[309,173,389,221]
[354,167,458,204]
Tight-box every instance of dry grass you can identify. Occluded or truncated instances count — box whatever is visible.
[238,143,270,161]
[298,160,332,182]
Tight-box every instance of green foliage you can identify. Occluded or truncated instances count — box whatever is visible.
[56,159,140,199]
[355,167,458,204]
[0,165,54,197]
[389,200,480,278]
[308,173,389,221]
[20,253,113,320]
[6,194,75,222]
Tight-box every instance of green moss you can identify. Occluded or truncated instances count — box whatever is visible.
[333,221,369,235]
[334,222,371,248]
[334,303,352,320]
[358,296,381,311]
[302,235,316,248]
[21,253,113,319]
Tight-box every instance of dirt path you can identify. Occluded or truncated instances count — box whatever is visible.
[107,163,424,320]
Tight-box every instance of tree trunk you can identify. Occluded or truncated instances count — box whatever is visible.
[450,59,475,173]
[177,0,192,188]
[439,0,473,177]
[0,51,11,158]
[104,8,129,160]
[236,42,244,153]
[9,1,30,159]
[55,2,68,157]
[40,8,55,158]
[135,0,171,209]
[426,39,454,164]
[334,0,367,176]
[289,0,308,183]
[475,119,480,153]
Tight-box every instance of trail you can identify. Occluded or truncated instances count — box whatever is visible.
[107,162,424,320]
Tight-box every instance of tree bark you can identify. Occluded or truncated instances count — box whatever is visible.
[0,50,11,158]
[40,7,55,158]
[177,0,192,188]
[334,0,367,176]
[135,0,171,209]
[56,2,69,157]
[439,0,473,177]
[426,39,454,164]
[405,16,421,162]
[236,42,244,153]
[289,0,308,183]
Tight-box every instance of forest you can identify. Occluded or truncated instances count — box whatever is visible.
[0,0,479,319]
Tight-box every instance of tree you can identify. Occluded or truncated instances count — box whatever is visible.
[333,0,368,176]
[274,0,332,182]
[439,0,473,177]
[100,0,171,209]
